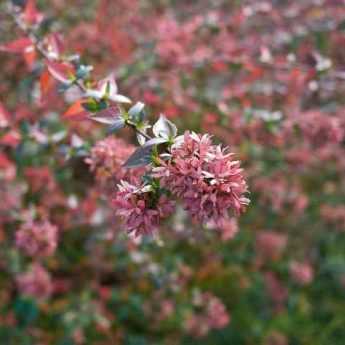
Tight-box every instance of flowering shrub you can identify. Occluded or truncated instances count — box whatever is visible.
[0,0,345,344]
[16,263,53,301]
[1,0,250,238]
[113,181,175,236]
[15,219,58,257]
[85,137,138,189]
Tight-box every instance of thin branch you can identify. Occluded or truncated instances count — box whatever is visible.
[8,6,87,93]
[127,122,152,141]
[7,4,153,142]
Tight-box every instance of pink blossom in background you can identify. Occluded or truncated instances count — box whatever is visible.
[289,261,314,286]
[256,231,287,262]
[253,174,308,215]
[320,204,345,230]
[265,331,289,345]
[206,294,231,329]
[186,292,230,338]
[16,263,52,300]
[219,218,239,241]
[160,299,175,319]
[24,166,56,193]
[15,220,58,257]
[85,137,140,187]
[0,129,21,147]
[0,153,16,181]
[0,102,10,128]
[112,181,175,236]
[264,272,288,313]
[296,111,344,148]
[185,315,209,338]
[154,131,249,225]
[0,182,23,224]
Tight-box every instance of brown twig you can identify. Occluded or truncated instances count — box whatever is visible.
[7,4,154,142]
[8,5,87,93]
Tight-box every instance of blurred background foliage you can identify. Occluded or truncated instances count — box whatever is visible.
[0,0,345,344]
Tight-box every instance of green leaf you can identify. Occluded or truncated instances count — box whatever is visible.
[82,100,99,112]
[107,119,126,134]
[123,145,153,168]
[152,114,177,139]
[143,137,168,148]
[128,102,146,123]
[90,106,121,124]
[14,297,38,328]
[75,65,92,80]
[82,99,107,113]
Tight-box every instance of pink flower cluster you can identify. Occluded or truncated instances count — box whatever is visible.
[206,294,231,329]
[186,292,230,338]
[24,166,56,193]
[254,174,308,215]
[320,204,345,230]
[15,220,58,257]
[265,331,289,345]
[16,263,52,300]
[256,231,287,262]
[154,131,249,225]
[289,261,314,286]
[112,181,175,236]
[295,111,344,148]
[85,137,140,187]
[219,218,239,241]
[264,272,288,313]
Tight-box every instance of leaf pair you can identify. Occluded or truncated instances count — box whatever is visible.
[123,115,178,168]
[89,106,125,134]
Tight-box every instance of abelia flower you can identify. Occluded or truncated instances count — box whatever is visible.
[219,218,239,241]
[264,272,288,313]
[289,261,314,285]
[153,131,249,225]
[0,102,10,128]
[256,231,287,261]
[320,204,345,230]
[15,220,58,257]
[159,299,175,320]
[186,292,230,338]
[206,294,231,329]
[24,166,56,192]
[85,137,141,187]
[112,181,175,236]
[0,182,24,224]
[298,111,344,147]
[0,153,16,181]
[16,263,52,300]
[254,174,308,215]
[265,331,289,345]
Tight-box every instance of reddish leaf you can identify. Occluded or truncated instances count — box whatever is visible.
[0,152,15,181]
[0,102,10,128]
[23,0,44,26]
[0,38,33,53]
[23,46,37,70]
[0,130,21,147]
[92,106,120,119]
[45,33,65,59]
[63,100,89,119]
[0,153,12,168]
[46,60,75,84]
[40,68,55,97]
